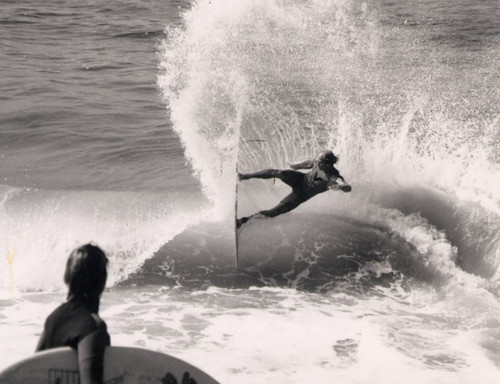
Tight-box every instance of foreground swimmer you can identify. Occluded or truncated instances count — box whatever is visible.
[36,244,110,384]
[237,150,351,228]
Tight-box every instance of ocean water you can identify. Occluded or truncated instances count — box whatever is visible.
[1,0,500,383]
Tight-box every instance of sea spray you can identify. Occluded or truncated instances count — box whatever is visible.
[158,0,379,218]
[158,0,252,220]
[0,187,200,291]
[158,0,500,286]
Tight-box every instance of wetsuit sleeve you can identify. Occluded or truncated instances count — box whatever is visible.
[327,169,352,192]
[36,313,55,352]
[35,331,47,352]
[77,315,111,384]
[335,173,349,186]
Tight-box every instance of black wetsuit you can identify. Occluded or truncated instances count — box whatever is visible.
[260,164,341,217]
[37,299,110,383]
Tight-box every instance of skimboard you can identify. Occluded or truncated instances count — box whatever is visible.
[235,159,240,267]
[0,346,220,384]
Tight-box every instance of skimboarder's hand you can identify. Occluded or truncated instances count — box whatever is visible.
[339,184,352,192]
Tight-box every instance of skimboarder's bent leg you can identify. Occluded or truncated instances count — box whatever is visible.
[237,192,305,228]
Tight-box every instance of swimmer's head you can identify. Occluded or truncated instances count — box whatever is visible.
[315,150,338,166]
[64,243,108,311]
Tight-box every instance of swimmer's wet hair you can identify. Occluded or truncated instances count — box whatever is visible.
[64,244,108,309]
[316,150,339,164]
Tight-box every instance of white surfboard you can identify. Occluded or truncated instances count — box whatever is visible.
[235,165,240,267]
[0,346,220,384]
[235,142,241,268]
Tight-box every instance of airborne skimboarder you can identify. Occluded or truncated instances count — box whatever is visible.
[237,150,351,228]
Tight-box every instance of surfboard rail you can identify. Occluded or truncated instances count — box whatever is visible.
[0,346,220,384]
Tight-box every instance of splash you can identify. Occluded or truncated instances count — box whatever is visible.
[158,0,251,220]
[158,0,379,219]
[158,0,500,283]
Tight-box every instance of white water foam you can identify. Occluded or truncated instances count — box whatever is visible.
[0,186,206,292]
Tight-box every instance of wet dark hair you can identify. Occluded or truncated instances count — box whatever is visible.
[64,243,108,313]
[316,150,338,165]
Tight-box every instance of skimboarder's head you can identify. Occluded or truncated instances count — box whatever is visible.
[315,150,338,166]
[64,243,108,312]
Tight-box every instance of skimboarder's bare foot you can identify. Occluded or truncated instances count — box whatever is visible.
[238,173,250,181]
[237,217,249,229]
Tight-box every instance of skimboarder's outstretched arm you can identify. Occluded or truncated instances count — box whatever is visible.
[328,174,351,192]
[289,159,314,170]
